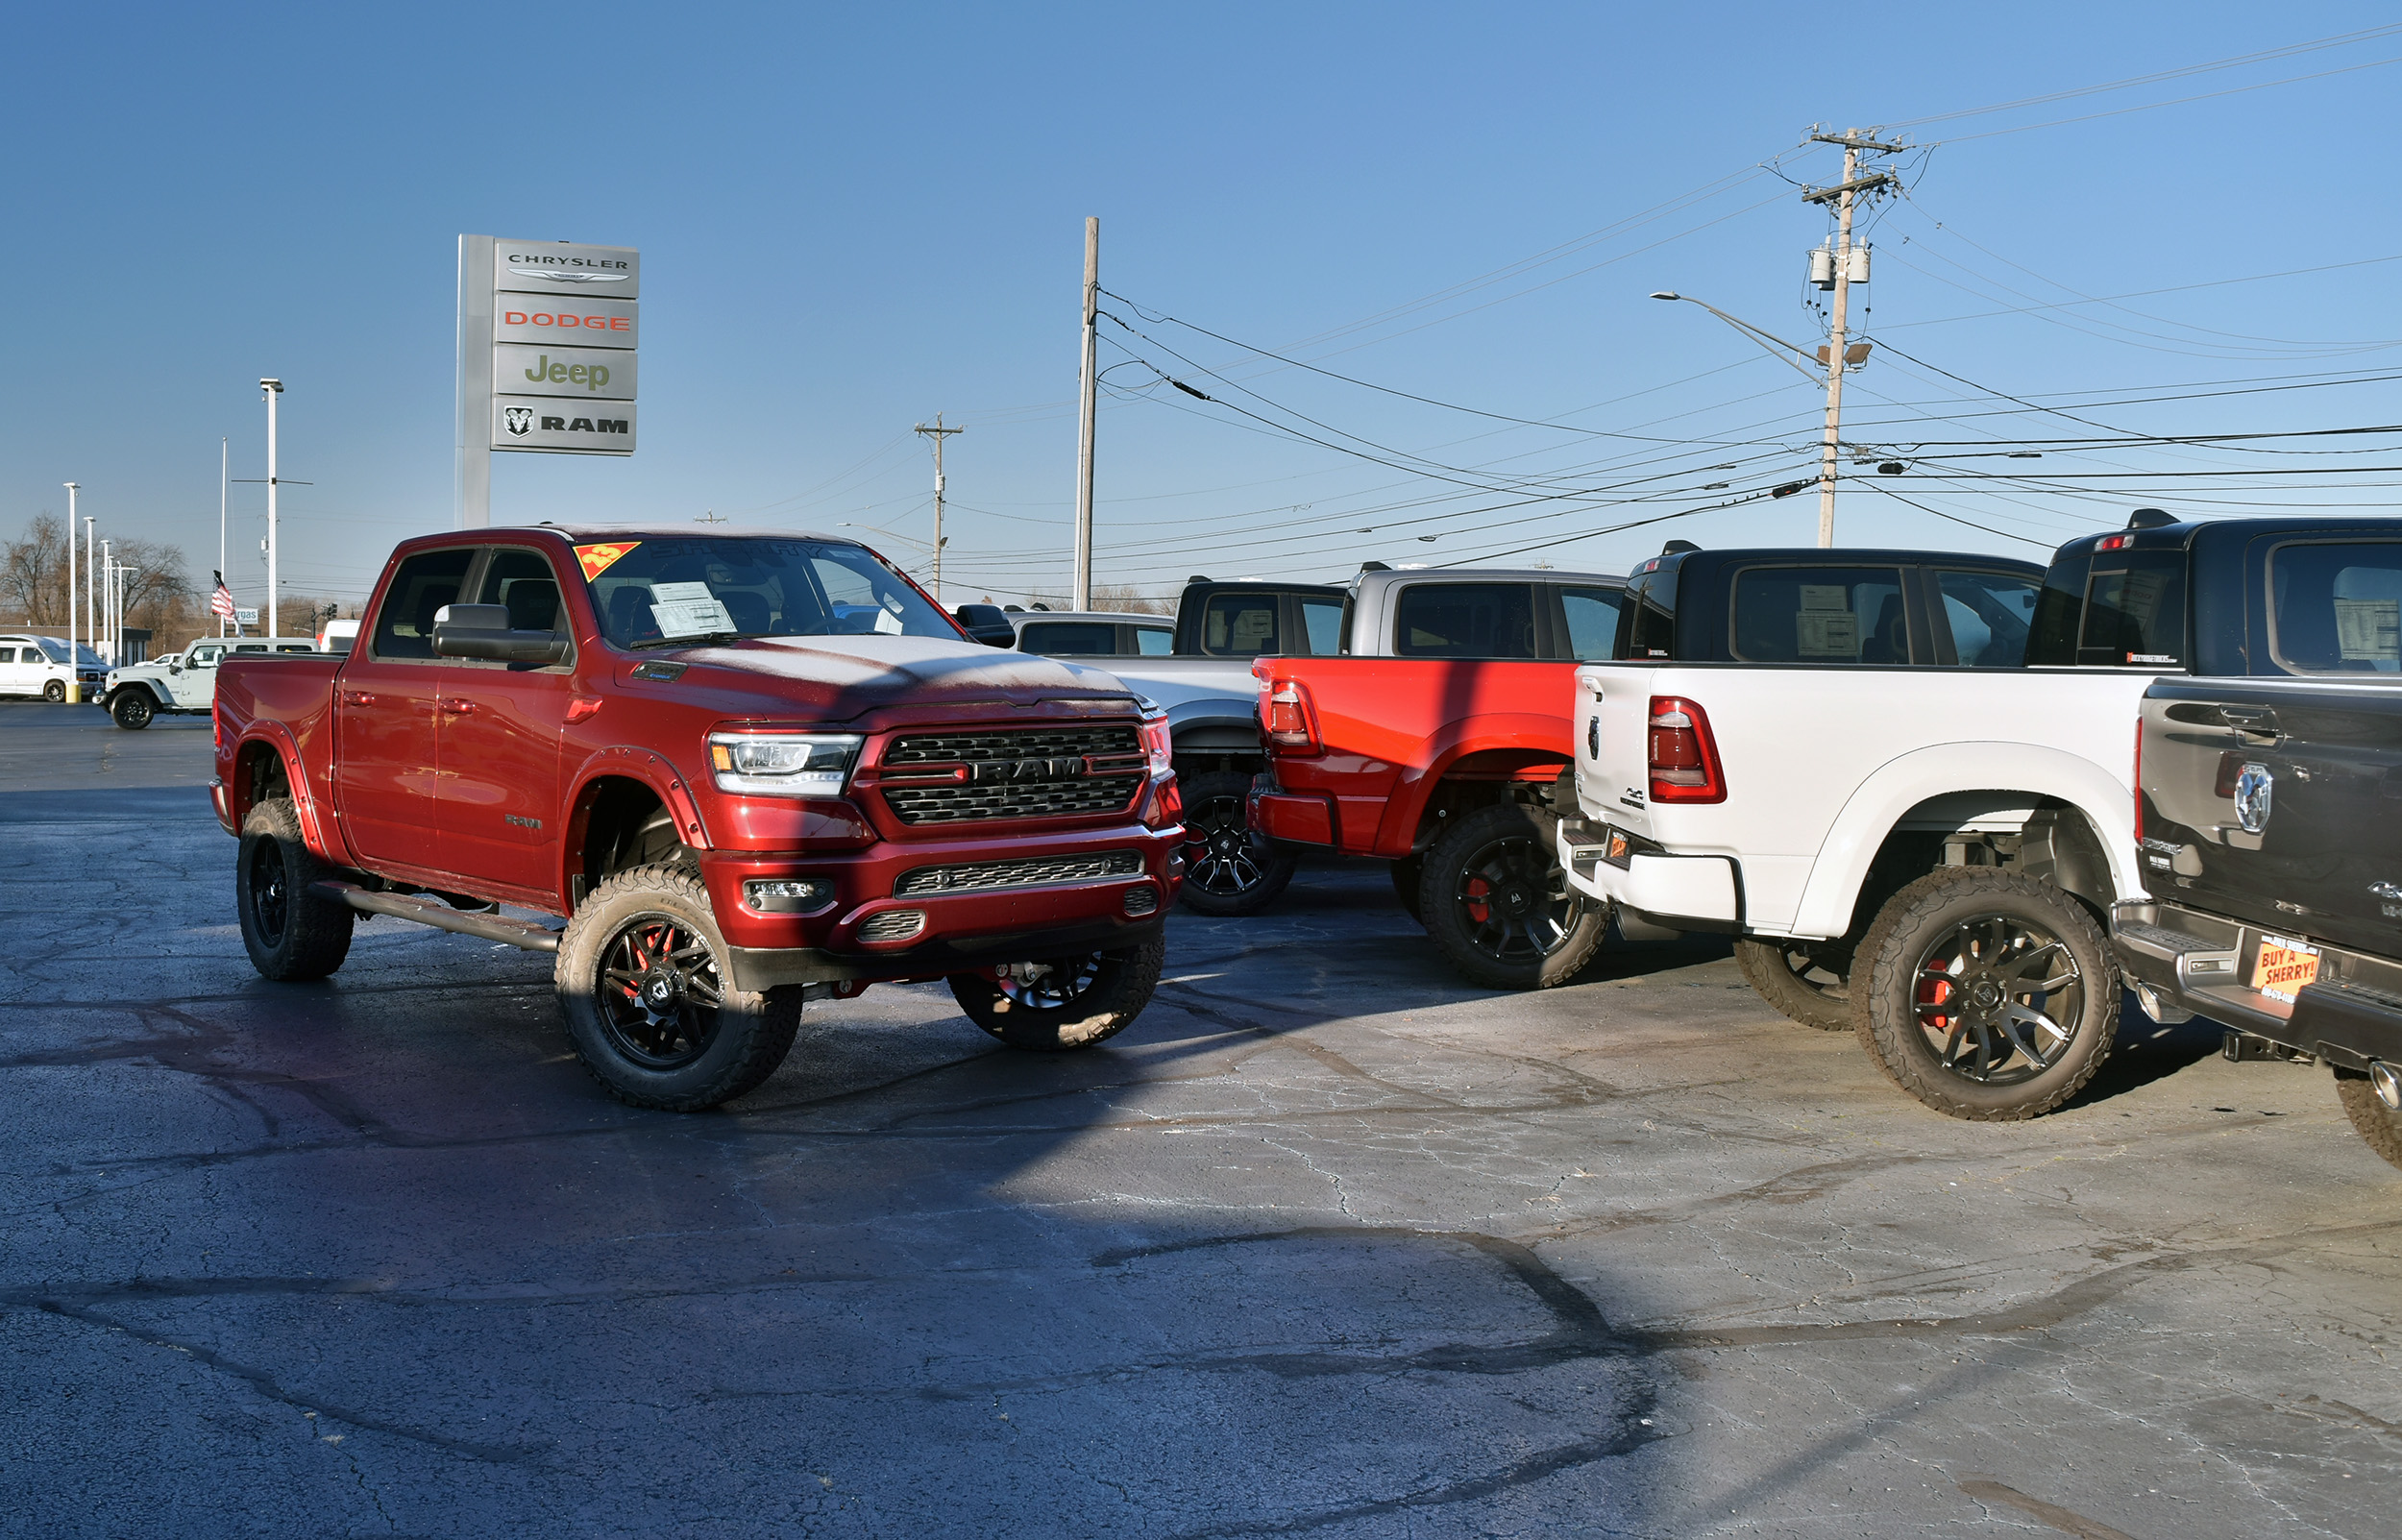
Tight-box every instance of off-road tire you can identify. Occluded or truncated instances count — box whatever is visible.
[1734,936,1851,1031]
[1421,801,1609,990]
[554,862,802,1112]
[1390,854,1425,925]
[1851,868,2117,1120]
[2333,1069,2402,1171]
[42,679,65,703]
[236,797,355,981]
[1176,771,1295,916]
[949,932,1166,1051]
[110,690,155,730]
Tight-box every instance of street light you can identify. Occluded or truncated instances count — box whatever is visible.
[1649,292,1824,381]
[61,483,80,702]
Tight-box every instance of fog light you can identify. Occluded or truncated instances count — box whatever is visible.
[1123,886,1158,917]
[745,877,835,914]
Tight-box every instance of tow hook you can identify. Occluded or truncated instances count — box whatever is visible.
[2221,1031,2313,1065]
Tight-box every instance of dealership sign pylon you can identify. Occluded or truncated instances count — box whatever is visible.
[455,235,640,527]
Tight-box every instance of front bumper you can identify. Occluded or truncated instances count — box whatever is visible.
[2112,900,2402,1071]
[1558,819,1739,930]
[700,820,1184,992]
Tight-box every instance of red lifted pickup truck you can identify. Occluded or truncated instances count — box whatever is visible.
[213,527,1183,1111]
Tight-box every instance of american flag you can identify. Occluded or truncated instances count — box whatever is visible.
[209,581,235,620]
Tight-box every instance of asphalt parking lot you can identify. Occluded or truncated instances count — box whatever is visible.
[0,699,2393,1538]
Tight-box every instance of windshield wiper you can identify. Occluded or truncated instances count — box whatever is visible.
[625,630,757,650]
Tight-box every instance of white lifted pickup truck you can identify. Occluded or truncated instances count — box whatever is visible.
[1559,533,2167,1121]
[103,635,317,729]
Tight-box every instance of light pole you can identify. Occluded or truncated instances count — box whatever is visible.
[261,379,283,636]
[1651,290,1868,548]
[85,513,97,677]
[100,541,112,664]
[218,437,230,637]
[61,483,80,702]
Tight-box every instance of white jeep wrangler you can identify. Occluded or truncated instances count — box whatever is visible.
[104,636,316,729]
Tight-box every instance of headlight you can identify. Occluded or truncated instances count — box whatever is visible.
[1138,712,1172,776]
[708,732,863,796]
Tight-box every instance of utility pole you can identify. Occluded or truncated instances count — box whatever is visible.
[61,483,80,701]
[261,379,283,636]
[1802,129,1905,548]
[1072,216,1098,611]
[915,414,963,606]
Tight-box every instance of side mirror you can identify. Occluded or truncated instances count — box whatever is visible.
[432,602,569,664]
[952,603,1018,648]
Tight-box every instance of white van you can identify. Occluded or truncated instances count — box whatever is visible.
[0,635,108,702]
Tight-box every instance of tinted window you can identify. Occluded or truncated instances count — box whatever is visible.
[1018,622,1120,655]
[476,549,566,633]
[1134,626,1174,656]
[1300,599,1343,655]
[1202,594,1281,655]
[1559,585,1626,661]
[0,648,17,662]
[1936,570,2040,668]
[2269,541,2402,673]
[1392,583,1538,659]
[1618,566,1677,658]
[372,549,475,660]
[1730,567,1907,665]
[2078,552,2186,666]
[585,537,953,648]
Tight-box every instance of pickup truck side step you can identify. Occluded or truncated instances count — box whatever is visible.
[310,881,561,953]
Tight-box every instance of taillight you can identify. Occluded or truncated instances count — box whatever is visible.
[1647,696,1725,803]
[1264,679,1319,753]
[2135,718,2147,843]
[1138,712,1173,776]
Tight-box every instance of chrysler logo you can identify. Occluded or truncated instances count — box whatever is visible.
[513,269,630,284]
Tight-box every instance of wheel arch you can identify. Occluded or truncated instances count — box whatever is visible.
[231,726,349,864]
[1383,718,1575,857]
[562,765,705,909]
[1787,743,2143,941]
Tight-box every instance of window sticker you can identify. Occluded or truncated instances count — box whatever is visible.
[2336,599,2399,661]
[575,541,641,580]
[1796,587,1857,658]
[648,580,736,639]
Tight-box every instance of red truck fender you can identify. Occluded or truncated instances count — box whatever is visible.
[1373,713,1573,857]
[230,723,360,868]
[563,746,716,852]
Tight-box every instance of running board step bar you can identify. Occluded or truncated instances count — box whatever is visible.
[310,881,561,953]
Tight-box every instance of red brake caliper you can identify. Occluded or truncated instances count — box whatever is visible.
[1917,959,1954,1030]
[1464,876,1491,925]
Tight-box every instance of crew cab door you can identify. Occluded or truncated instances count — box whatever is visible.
[336,548,474,871]
[431,547,573,903]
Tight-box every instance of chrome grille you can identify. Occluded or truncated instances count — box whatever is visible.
[880,724,1145,825]
[895,849,1143,896]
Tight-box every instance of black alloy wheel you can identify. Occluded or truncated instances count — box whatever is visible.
[42,679,64,702]
[1900,914,2086,1086]
[234,796,354,980]
[110,690,154,730]
[1733,937,1852,1031]
[1174,770,1294,916]
[1421,802,1609,990]
[597,915,726,1071]
[247,834,290,949]
[949,933,1167,1051]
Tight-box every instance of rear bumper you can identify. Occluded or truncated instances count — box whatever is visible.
[2112,900,2402,1070]
[1558,819,1738,930]
[1250,786,1336,847]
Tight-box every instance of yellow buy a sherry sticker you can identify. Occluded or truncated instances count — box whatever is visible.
[575,541,640,580]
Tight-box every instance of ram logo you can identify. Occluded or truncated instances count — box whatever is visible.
[503,406,534,437]
[971,757,1086,783]
[2234,763,2273,835]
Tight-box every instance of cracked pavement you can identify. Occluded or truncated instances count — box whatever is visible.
[0,701,2393,1536]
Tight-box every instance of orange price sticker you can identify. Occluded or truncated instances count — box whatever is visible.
[575,541,640,580]
[2251,934,2320,1003]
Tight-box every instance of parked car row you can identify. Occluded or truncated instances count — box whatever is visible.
[0,635,108,700]
[199,518,2402,1170]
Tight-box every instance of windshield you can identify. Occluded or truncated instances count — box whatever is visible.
[580,537,959,649]
[29,639,107,668]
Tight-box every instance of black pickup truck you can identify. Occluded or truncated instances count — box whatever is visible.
[2111,525,2402,1169]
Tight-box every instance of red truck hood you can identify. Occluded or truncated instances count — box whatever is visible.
[639,634,1140,721]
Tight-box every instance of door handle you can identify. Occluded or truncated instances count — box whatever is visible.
[2219,704,2279,740]
[340,690,376,707]
[439,697,478,716]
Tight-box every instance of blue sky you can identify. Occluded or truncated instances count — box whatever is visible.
[5,3,2400,611]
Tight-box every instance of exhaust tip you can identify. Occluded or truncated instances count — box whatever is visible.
[2371,1061,2401,1112]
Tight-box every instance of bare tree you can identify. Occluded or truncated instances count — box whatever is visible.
[111,539,193,636]
[0,513,67,624]
[1022,581,1175,616]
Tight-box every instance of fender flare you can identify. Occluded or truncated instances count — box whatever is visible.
[563,746,715,863]
[233,723,355,868]
[1375,711,1573,856]
[1785,741,2145,940]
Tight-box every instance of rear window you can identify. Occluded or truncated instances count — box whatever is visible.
[1392,583,1537,659]
[372,549,475,660]
[2268,541,2402,673]
[1018,621,1120,655]
[1201,594,1281,655]
[1617,566,1677,658]
[1935,569,2041,667]
[1559,585,1626,660]
[1729,567,1907,665]
[2077,552,2186,667]
[1134,626,1174,656]
[1300,598,1342,655]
